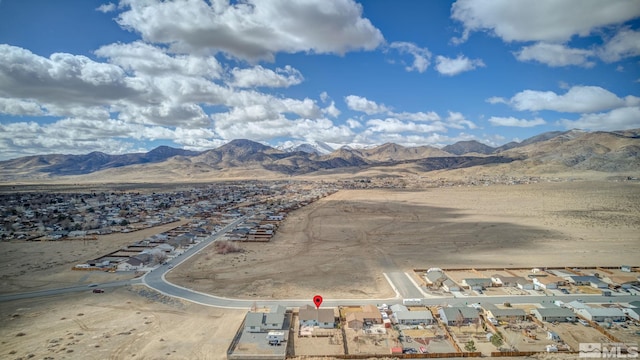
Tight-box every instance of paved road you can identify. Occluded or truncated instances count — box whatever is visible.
[385,272,424,299]
[3,213,639,310]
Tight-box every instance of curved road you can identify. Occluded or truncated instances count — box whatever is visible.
[2,214,638,310]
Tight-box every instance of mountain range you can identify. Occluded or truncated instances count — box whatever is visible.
[1,129,639,182]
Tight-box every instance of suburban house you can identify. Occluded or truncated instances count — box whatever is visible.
[438,306,479,326]
[623,307,640,321]
[390,304,434,325]
[462,278,493,290]
[298,305,335,329]
[532,275,565,290]
[491,275,528,288]
[424,270,447,287]
[442,279,461,292]
[531,307,576,323]
[345,305,383,329]
[116,257,144,271]
[577,308,626,322]
[516,278,534,290]
[565,275,604,287]
[244,306,287,332]
[565,300,590,311]
[605,274,638,289]
[481,303,526,322]
[590,279,610,289]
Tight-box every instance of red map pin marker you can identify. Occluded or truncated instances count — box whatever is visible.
[313,295,323,309]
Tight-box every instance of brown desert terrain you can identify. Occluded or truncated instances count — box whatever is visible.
[2,180,639,359]
[168,180,640,299]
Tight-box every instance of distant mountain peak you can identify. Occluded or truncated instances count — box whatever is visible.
[442,140,495,155]
[277,140,335,155]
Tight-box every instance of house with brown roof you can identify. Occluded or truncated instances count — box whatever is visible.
[345,305,382,329]
[298,305,335,329]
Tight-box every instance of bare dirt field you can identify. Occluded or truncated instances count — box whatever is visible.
[0,220,189,294]
[169,181,640,299]
[545,322,611,351]
[0,286,244,360]
[3,180,639,359]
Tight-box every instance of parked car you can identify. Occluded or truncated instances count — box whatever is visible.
[403,348,418,354]
[92,289,104,293]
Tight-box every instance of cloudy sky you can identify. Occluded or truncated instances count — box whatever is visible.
[0,0,639,160]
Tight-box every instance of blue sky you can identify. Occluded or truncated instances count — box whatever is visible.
[0,0,639,160]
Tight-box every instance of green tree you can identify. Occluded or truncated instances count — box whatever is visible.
[491,334,503,348]
[465,340,477,352]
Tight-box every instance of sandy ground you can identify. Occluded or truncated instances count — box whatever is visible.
[2,180,639,359]
[0,220,189,294]
[169,181,640,300]
[0,286,244,360]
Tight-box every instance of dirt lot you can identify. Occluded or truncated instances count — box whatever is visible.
[293,316,344,357]
[3,180,639,359]
[606,322,640,344]
[170,181,640,299]
[498,321,557,352]
[0,285,245,360]
[0,220,189,294]
[546,322,611,351]
[401,326,457,353]
[344,326,397,355]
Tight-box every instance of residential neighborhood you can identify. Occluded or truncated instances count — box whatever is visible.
[0,181,337,272]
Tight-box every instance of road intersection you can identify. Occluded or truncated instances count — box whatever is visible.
[2,215,637,309]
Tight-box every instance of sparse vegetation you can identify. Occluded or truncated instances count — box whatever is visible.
[464,340,476,352]
[214,240,243,254]
[491,333,503,348]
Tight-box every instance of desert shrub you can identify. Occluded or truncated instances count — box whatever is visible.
[214,240,243,254]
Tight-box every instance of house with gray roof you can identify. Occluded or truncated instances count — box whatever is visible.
[438,306,479,325]
[425,271,446,286]
[462,278,492,290]
[244,305,287,332]
[577,308,626,322]
[442,279,461,292]
[486,308,527,321]
[390,304,433,325]
[531,307,576,323]
[298,305,335,329]
[623,307,640,321]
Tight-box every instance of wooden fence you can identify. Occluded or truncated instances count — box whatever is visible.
[331,352,481,359]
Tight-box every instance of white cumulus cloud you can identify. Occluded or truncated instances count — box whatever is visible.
[116,0,384,61]
[599,28,640,62]
[230,65,303,88]
[514,43,595,67]
[344,95,390,115]
[0,98,44,116]
[366,118,445,133]
[96,41,222,78]
[445,111,477,129]
[389,42,432,73]
[560,106,640,131]
[489,116,546,127]
[435,55,485,76]
[322,101,341,118]
[451,0,640,43]
[96,2,116,13]
[492,85,638,113]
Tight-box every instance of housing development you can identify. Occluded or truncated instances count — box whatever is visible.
[1,179,639,360]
